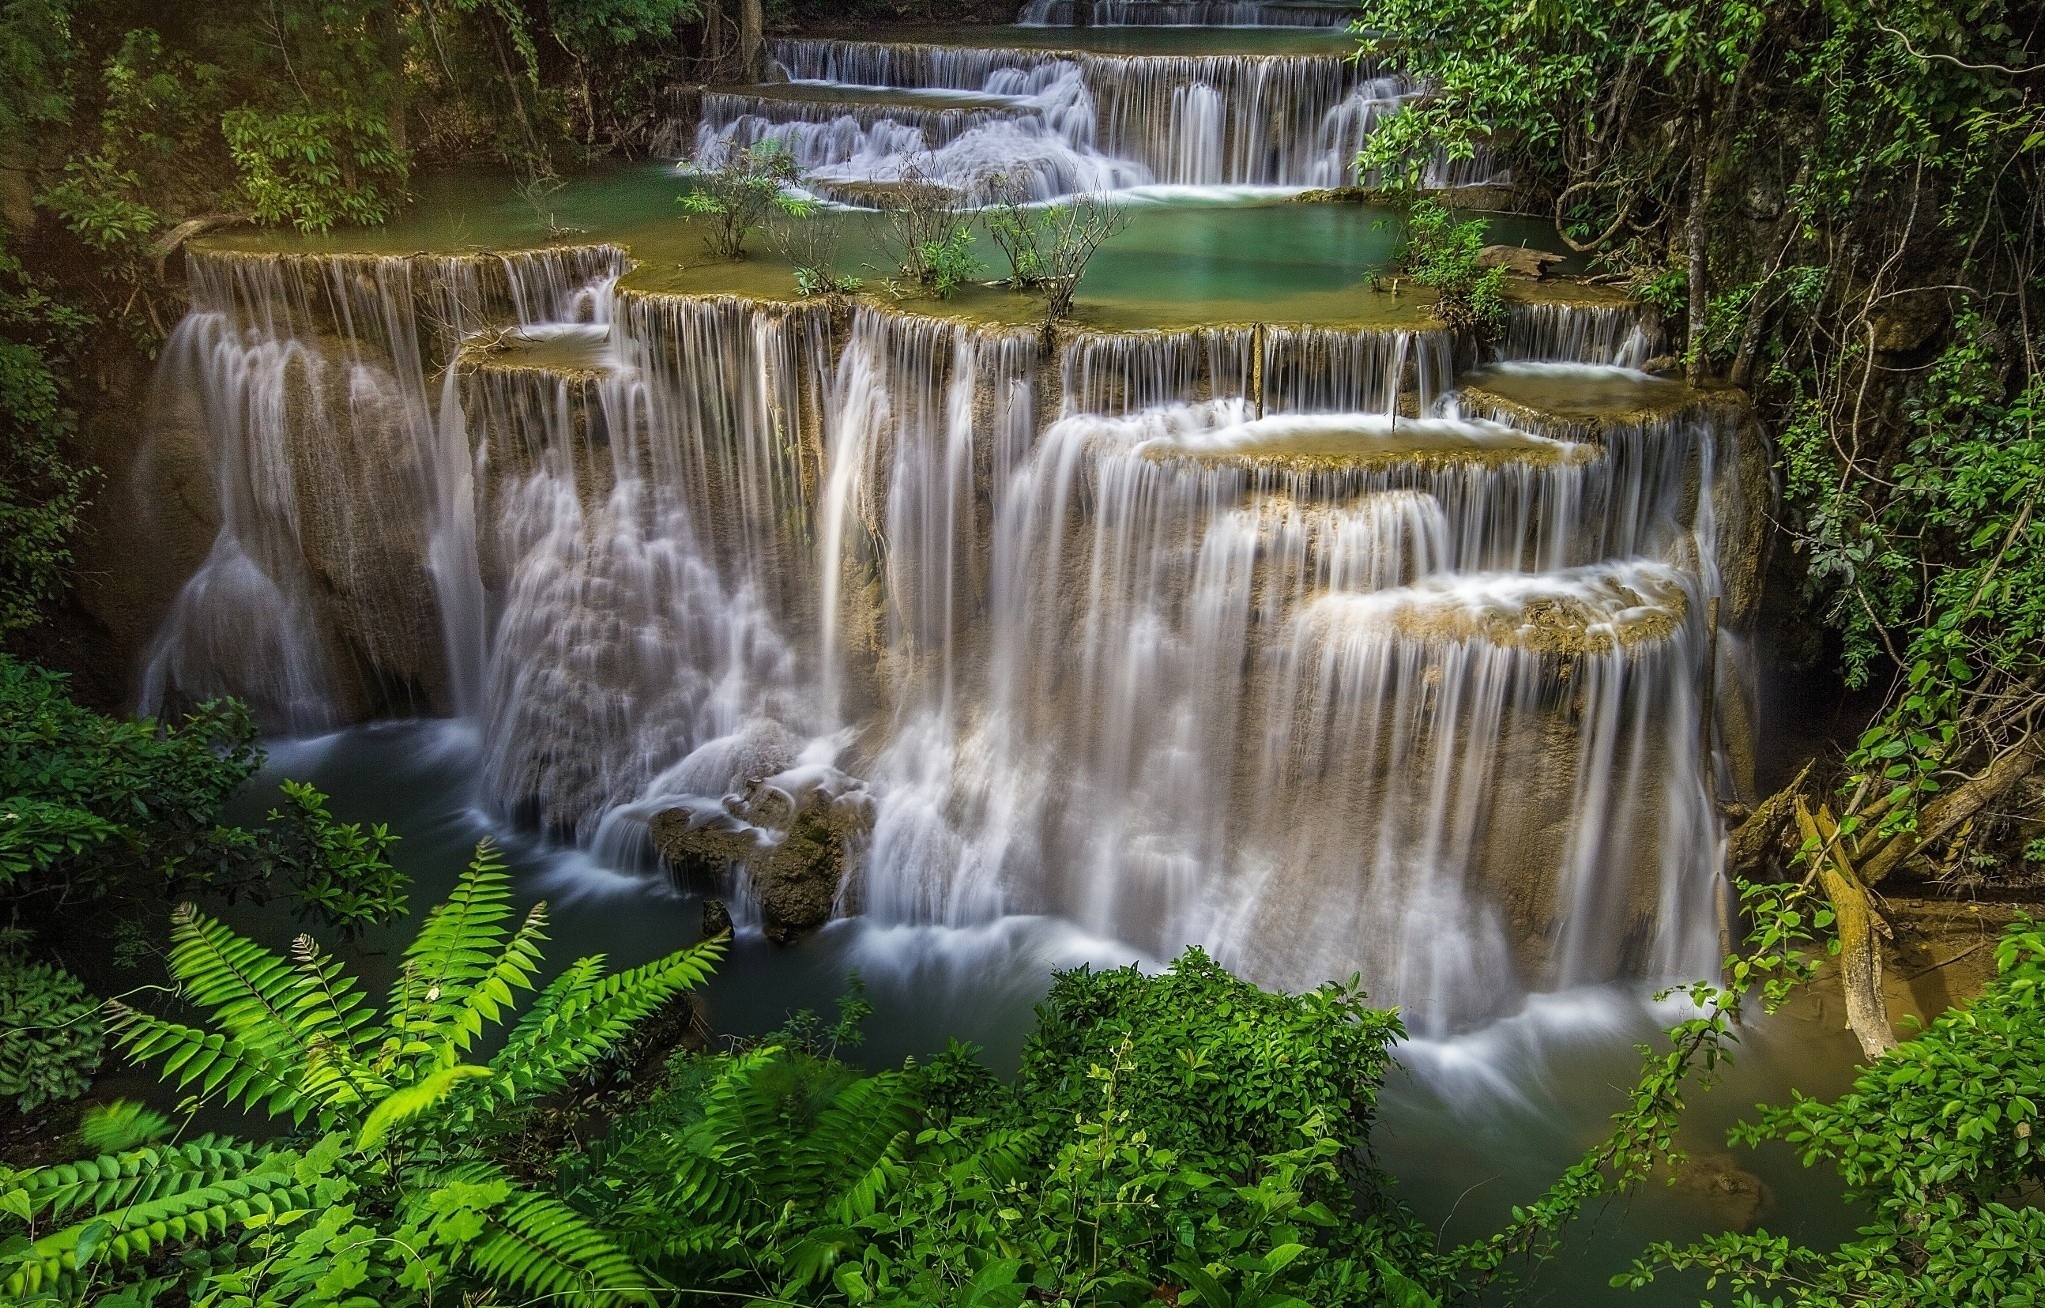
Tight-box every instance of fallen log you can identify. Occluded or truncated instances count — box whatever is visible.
[1796,797,1896,1060]
[1860,733,2045,885]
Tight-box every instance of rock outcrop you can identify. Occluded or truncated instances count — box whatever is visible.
[650,768,873,944]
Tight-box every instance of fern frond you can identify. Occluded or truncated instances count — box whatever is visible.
[5,1138,272,1221]
[386,840,519,1041]
[106,1004,307,1122]
[452,1169,653,1306]
[491,936,723,1101]
[355,1063,495,1151]
[800,1070,922,1202]
[689,1046,803,1197]
[830,1132,911,1224]
[289,935,392,1114]
[165,905,318,1067]
[289,934,381,1053]
[440,901,548,1059]
[2,1162,310,1299]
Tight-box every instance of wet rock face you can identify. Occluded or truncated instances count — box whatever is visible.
[650,774,874,945]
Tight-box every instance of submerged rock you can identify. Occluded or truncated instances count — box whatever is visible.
[1478,244,1562,278]
[650,769,873,945]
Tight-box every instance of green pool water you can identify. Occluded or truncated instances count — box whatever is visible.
[200,162,1578,329]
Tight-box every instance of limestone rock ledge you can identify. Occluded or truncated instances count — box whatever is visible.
[650,772,874,944]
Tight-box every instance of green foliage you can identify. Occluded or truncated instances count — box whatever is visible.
[0,846,724,1305]
[1807,324,2045,835]
[1621,918,2045,1305]
[549,0,703,51]
[261,781,408,937]
[0,655,262,899]
[0,952,104,1111]
[0,656,413,930]
[916,225,981,301]
[679,141,805,260]
[576,948,1434,1306]
[221,104,408,234]
[75,1100,174,1154]
[1396,201,1506,334]
[0,250,93,636]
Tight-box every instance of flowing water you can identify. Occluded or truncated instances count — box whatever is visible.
[118,15,1862,1301]
[687,28,1499,200]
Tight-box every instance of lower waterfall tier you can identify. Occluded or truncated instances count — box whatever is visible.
[112,242,1759,1033]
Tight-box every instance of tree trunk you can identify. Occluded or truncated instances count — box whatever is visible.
[739,0,765,83]
[1683,100,1711,387]
[1861,734,2045,884]
[1796,798,1896,1060]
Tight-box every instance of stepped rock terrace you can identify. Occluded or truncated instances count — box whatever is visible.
[129,12,1762,1040]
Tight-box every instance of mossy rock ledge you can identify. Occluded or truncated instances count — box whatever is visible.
[650,778,874,944]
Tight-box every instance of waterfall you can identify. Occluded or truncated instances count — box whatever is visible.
[144,190,1735,1033]
[691,40,1411,198]
[1501,302,1662,367]
[1018,0,1358,26]
[142,246,626,730]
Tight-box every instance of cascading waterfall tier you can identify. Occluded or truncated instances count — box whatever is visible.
[690,39,1430,198]
[1018,0,1357,26]
[141,227,1742,1031]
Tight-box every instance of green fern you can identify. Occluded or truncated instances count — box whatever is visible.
[3,839,722,1308]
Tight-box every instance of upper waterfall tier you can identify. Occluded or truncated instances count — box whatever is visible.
[688,35,1441,199]
[1018,0,1358,26]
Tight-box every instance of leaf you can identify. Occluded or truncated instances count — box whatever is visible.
[355,1064,494,1152]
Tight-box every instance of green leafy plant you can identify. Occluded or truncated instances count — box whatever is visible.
[1621,918,2045,1306]
[1396,200,1506,334]
[221,104,409,234]
[876,161,980,299]
[0,252,94,637]
[770,197,862,295]
[679,141,806,260]
[261,780,409,937]
[0,843,726,1304]
[575,948,1432,1305]
[0,952,104,1111]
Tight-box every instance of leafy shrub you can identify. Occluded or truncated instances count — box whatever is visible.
[221,104,409,234]
[981,175,1126,321]
[878,162,981,299]
[1,656,409,933]
[0,655,261,899]
[0,845,724,1304]
[0,953,104,1112]
[770,198,862,295]
[0,252,94,637]
[1623,918,2045,1305]
[916,225,980,300]
[1397,199,1507,334]
[574,947,1432,1305]
[679,141,806,259]
[261,779,410,936]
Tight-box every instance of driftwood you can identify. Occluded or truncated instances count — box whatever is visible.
[149,213,250,277]
[1860,734,2045,884]
[1795,797,1896,1059]
[1725,760,1812,871]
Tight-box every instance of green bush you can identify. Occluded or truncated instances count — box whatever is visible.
[1397,200,1507,334]
[679,141,806,260]
[0,846,724,1304]
[1623,918,2045,1305]
[573,948,1432,1306]
[221,104,409,234]
[0,953,104,1112]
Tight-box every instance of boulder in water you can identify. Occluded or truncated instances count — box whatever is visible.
[1478,245,1562,278]
[650,768,873,945]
